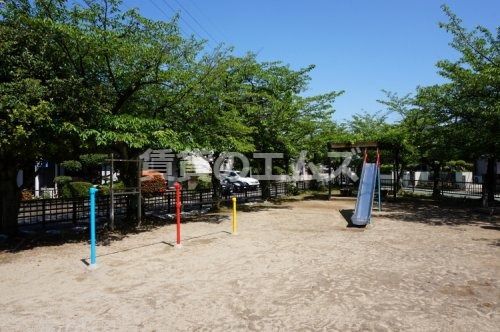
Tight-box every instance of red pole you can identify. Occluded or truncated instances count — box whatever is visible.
[174,182,182,246]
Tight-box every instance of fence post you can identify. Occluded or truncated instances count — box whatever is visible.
[72,200,77,225]
[110,154,115,230]
[41,199,46,229]
[174,182,182,248]
[167,193,171,213]
[137,159,142,226]
[199,191,203,211]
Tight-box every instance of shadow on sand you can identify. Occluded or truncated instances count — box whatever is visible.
[379,201,499,228]
[1,212,232,253]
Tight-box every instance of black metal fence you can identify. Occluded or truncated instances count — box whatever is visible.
[18,179,497,227]
[400,179,491,197]
[18,195,130,226]
[18,181,300,226]
[337,178,496,199]
[379,178,499,198]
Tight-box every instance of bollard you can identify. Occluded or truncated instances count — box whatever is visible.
[89,187,98,268]
[174,182,182,247]
[232,197,238,235]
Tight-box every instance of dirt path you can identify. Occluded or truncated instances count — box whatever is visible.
[0,200,498,331]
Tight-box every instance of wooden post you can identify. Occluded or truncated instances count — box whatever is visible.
[167,193,171,213]
[72,200,77,225]
[41,199,46,229]
[109,154,114,230]
[174,182,182,247]
[328,161,332,199]
[137,159,142,226]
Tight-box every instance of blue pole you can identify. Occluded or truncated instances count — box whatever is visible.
[89,187,98,267]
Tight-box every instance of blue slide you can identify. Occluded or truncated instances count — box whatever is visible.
[351,163,378,225]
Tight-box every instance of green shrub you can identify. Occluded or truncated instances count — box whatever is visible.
[380,164,393,174]
[79,154,108,167]
[40,191,53,199]
[99,181,125,195]
[310,179,327,191]
[286,182,299,195]
[68,182,93,198]
[55,176,73,198]
[197,175,212,190]
[445,160,473,172]
[273,166,286,175]
[60,160,82,173]
[54,176,73,185]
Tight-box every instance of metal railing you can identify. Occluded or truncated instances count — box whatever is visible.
[18,194,129,226]
[18,181,311,226]
[17,179,497,227]
[400,179,489,197]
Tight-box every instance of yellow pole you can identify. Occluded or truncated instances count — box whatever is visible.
[231,197,238,235]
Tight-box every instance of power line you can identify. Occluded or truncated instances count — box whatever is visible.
[171,0,219,45]
[148,0,209,48]
[156,0,213,47]
[147,0,185,34]
[185,0,230,43]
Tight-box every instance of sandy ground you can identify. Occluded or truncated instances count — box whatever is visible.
[0,199,499,331]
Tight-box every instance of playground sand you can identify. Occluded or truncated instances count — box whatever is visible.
[0,199,499,331]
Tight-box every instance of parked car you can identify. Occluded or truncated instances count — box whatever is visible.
[220,170,259,191]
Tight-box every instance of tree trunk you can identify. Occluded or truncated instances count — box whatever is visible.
[209,152,222,211]
[261,180,271,199]
[0,165,21,235]
[114,145,141,223]
[484,155,496,207]
[393,149,400,199]
[432,163,441,198]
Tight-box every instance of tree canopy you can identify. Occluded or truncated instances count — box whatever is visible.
[0,0,343,232]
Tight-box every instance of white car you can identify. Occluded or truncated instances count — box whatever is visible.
[220,170,259,190]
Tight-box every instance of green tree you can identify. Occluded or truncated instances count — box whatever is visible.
[413,6,499,204]
[0,0,204,232]
[343,110,415,196]
[165,53,256,205]
[231,58,342,196]
[0,0,102,233]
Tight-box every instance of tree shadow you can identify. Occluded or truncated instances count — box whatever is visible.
[0,211,233,253]
[380,200,499,228]
[3,197,297,253]
[481,225,500,231]
[183,214,229,224]
[80,230,232,266]
[236,202,292,213]
[303,193,331,201]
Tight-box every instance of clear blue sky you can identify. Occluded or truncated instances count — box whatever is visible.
[123,0,499,122]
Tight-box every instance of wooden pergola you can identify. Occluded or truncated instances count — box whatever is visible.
[325,141,385,198]
[327,141,379,150]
